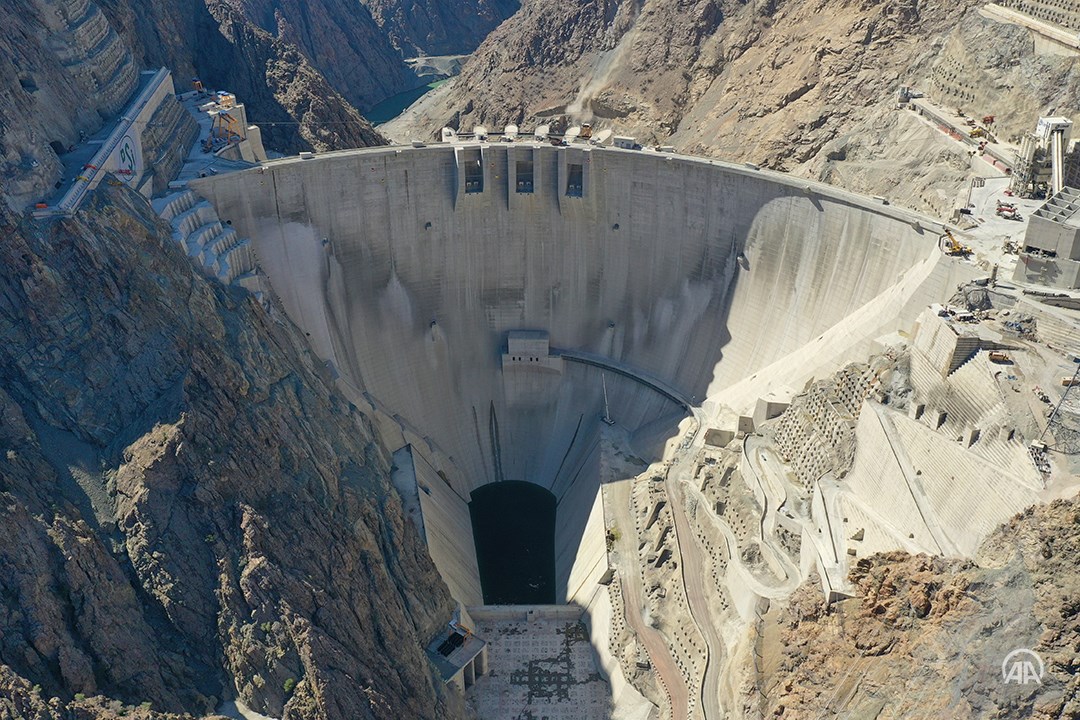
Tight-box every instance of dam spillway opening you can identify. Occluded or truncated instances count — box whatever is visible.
[469,481,557,604]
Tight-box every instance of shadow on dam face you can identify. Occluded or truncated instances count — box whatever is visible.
[191,143,944,608]
[469,481,557,604]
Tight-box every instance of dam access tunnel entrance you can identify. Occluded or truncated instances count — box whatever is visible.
[386,330,696,611]
[469,481,557,604]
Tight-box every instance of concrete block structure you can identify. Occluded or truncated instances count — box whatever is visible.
[772,360,885,492]
[181,139,1005,717]
[391,445,483,606]
[904,310,1042,484]
[425,609,489,692]
[910,306,985,376]
[199,93,268,164]
[178,134,1066,720]
[753,389,793,429]
[152,189,260,290]
[998,0,1080,30]
[501,330,565,405]
[1013,186,1080,288]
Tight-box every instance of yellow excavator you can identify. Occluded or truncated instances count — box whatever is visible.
[942,229,972,256]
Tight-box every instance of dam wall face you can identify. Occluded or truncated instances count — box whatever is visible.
[193,144,943,599]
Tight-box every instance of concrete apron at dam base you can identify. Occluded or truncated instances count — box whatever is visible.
[191,142,977,718]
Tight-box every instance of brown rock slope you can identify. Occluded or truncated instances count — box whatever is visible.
[1,0,391,211]
[97,0,395,149]
[747,496,1080,718]
[0,0,141,208]
[387,0,1080,216]
[0,181,463,720]
[793,14,1080,214]
[361,0,520,56]
[390,0,960,138]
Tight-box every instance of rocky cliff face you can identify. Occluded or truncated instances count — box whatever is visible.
[0,181,463,720]
[196,1,389,152]
[391,0,958,140]
[2,0,394,210]
[386,0,1080,216]
[360,0,519,56]
[96,0,397,146]
[794,13,1080,214]
[748,496,1080,718]
[0,0,140,208]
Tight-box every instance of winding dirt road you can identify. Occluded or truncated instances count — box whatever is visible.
[664,441,725,720]
[607,478,690,720]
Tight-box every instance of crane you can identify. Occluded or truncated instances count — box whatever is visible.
[941,229,971,256]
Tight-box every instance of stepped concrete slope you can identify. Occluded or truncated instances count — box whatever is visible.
[191,143,957,601]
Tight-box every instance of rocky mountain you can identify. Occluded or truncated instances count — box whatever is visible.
[97,0,405,142]
[2,0,522,210]
[0,181,464,720]
[0,0,140,209]
[0,0,392,213]
[4,1,1080,718]
[361,0,520,56]
[386,0,1080,216]
[748,496,1080,718]
[794,14,1080,214]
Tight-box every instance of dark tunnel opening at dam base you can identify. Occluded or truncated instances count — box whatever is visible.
[469,481,557,605]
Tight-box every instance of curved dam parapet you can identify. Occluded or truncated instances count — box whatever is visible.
[191,143,960,604]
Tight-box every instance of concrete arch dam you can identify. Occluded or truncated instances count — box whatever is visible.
[191,143,953,606]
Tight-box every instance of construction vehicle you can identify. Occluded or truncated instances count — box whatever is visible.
[983,114,996,127]
[989,351,1011,363]
[580,123,593,140]
[210,110,243,145]
[996,205,1022,221]
[969,127,986,138]
[1063,376,1080,387]
[942,229,972,256]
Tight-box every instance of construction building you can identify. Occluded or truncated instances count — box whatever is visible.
[1013,186,1080,288]
[1011,116,1073,198]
